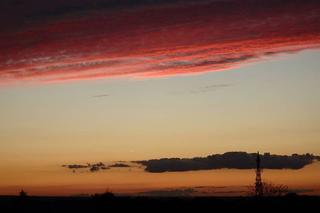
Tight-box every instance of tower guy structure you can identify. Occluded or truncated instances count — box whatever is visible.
[255,152,263,196]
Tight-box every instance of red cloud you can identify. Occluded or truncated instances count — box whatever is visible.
[0,0,320,84]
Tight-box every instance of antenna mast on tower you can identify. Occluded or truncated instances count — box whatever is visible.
[255,152,263,196]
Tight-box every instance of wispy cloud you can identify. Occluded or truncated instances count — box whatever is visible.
[92,94,109,98]
[189,83,232,94]
[62,162,108,173]
[169,83,232,96]
[62,162,133,173]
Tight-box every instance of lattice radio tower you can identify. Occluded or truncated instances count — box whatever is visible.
[255,152,263,196]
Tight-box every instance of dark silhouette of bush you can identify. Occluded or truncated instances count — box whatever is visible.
[19,190,28,198]
[92,189,115,201]
[248,182,289,197]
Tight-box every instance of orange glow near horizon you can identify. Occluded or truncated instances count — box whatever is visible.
[0,162,319,196]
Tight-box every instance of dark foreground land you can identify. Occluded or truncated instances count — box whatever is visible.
[1,195,320,212]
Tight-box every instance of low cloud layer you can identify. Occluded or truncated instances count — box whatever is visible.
[109,163,131,168]
[137,186,252,197]
[1,0,320,84]
[136,152,320,173]
[137,185,317,197]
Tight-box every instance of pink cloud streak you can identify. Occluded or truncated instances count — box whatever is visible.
[0,0,320,85]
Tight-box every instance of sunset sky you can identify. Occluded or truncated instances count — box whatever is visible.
[0,0,320,196]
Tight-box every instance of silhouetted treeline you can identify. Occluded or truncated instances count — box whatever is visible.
[136,152,319,173]
[1,195,320,212]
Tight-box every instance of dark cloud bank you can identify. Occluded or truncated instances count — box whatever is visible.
[136,152,320,173]
[62,152,319,173]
